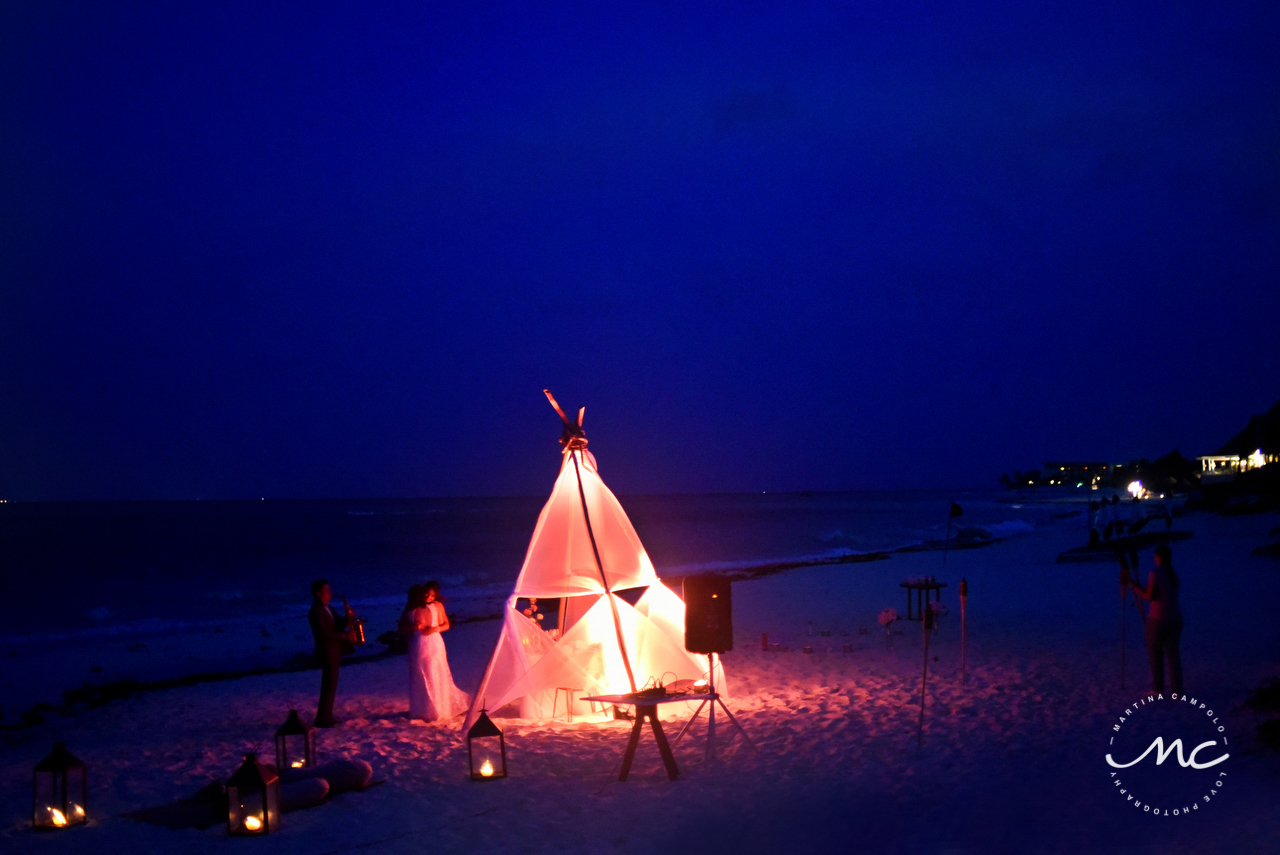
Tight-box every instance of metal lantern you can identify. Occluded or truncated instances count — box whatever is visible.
[467,711,507,781]
[275,709,315,771]
[32,742,86,830]
[226,753,281,835]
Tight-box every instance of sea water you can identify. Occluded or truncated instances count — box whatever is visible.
[0,489,1085,646]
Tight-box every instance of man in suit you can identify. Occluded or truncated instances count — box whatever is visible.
[308,579,353,727]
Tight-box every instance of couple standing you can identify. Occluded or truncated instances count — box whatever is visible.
[400,581,469,722]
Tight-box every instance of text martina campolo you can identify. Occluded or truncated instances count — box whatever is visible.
[1106,691,1229,770]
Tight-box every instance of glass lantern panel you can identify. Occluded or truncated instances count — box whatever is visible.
[33,771,65,827]
[228,788,267,834]
[264,779,281,830]
[471,736,505,778]
[283,733,310,768]
[66,767,86,823]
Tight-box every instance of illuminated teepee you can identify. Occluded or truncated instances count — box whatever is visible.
[462,392,724,731]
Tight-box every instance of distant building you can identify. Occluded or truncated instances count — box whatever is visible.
[1204,398,1280,477]
[1043,462,1112,487]
[1197,449,1277,477]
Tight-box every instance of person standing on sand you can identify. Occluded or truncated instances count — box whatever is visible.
[1128,544,1183,693]
[407,580,470,722]
[398,584,425,639]
[309,579,354,728]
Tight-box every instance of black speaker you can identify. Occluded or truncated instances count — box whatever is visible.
[684,575,733,654]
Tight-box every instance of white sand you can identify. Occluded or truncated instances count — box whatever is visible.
[2,510,1278,854]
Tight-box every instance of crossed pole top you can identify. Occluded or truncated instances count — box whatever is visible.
[544,389,588,450]
[541,388,637,693]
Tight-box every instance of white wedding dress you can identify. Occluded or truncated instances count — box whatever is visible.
[408,602,470,722]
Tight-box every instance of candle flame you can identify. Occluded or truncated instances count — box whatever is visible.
[73,804,85,817]
[50,808,67,827]
[244,815,262,831]
[480,760,494,777]
[291,760,305,768]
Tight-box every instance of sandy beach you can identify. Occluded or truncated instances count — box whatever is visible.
[7,2,1279,851]
[3,508,1278,854]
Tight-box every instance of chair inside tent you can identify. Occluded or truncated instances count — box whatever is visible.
[462,402,725,732]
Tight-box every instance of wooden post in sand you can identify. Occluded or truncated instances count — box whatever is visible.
[942,502,963,568]
[1119,558,1129,689]
[959,578,968,686]
[918,604,934,749]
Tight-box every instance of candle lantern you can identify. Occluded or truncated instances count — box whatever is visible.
[275,709,315,770]
[32,743,87,830]
[226,753,281,835]
[467,711,507,781]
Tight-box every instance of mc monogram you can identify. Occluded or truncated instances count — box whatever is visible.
[1105,737,1229,770]
[1104,693,1230,817]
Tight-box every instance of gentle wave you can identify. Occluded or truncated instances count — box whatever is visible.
[2,490,1076,644]
[4,510,1059,646]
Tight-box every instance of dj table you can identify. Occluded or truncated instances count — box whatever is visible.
[581,692,714,781]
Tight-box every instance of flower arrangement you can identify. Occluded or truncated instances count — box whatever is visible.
[878,607,898,648]
[521,597,545,627]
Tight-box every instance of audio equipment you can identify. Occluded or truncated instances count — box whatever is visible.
[683,575,733,654]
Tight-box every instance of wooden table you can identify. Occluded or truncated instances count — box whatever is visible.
[582,693,713,781]
[900,580,947,621]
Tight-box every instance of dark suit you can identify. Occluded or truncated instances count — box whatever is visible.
[309,600,348,725]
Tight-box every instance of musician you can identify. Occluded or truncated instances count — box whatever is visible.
[308,579,354,727]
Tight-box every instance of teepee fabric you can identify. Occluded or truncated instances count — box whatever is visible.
[463,448,725,731]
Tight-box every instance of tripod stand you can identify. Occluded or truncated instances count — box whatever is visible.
[671,652,757,759]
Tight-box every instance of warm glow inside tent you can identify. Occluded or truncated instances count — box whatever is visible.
[463,442,725,731]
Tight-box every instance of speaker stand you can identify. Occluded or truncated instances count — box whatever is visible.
[671,652,758,759]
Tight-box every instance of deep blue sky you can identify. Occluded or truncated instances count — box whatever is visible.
[2,1,1278,500]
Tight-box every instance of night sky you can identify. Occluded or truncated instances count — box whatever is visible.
[3,2,1278,501]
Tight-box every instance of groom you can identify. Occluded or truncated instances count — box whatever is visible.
[308,579,353,728]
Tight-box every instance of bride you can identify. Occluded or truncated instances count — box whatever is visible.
[407,581,470,722]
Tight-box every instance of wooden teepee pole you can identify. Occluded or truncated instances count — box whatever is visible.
[545,390,637,693]
[570,446,638,693]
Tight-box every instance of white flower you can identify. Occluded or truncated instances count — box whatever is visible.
[878,607,899,626]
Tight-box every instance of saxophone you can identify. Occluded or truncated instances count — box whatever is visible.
[342,597,366,646]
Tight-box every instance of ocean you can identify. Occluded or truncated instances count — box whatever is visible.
[0,489,1085,645]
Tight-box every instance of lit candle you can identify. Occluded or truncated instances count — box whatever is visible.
[480,760,494,778]
[50,808,67,827]
[291,760,305,768]
[244,815,262,831]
